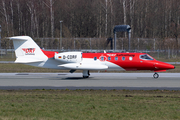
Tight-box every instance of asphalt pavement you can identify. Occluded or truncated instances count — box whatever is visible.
[0,73,179,90]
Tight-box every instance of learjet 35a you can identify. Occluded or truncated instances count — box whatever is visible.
[10,36,175,78]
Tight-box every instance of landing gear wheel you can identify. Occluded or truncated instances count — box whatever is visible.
[83,76,89,78]
[153,72,159,79]
[82,70,90,78]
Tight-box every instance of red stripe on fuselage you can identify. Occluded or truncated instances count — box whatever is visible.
[82,53,143,70]
[41,49,58,58]
[82,53,174,71]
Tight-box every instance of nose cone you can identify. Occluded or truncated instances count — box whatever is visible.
[155,61,175,70]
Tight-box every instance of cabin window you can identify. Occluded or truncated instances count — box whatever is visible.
[108,57,111,61]
[115,57,118,61]
[129,57,133,61]
[122,57,125,61]
[94,57,97,61]
[101,56,104,61]
[140,54,153,60]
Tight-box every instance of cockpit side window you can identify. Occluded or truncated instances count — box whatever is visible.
[140,54,153,60]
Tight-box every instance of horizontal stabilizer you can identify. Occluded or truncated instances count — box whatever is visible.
[58,63,108,70]
[10,36,28,41]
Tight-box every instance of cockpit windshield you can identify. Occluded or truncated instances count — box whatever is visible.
[140,54,154,60]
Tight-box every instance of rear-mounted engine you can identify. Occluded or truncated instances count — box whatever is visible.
[54,52,82,63]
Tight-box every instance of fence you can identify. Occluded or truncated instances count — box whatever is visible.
[1,37,180,59]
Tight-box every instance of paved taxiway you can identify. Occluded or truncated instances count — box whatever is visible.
[0,73,180,90]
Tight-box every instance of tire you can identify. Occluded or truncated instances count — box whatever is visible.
[153,73,159,79]
[83,76,89,78]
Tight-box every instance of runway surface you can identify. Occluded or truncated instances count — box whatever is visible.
[0,73,180,90]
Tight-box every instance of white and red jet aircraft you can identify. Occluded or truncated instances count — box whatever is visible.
[10,36,175,78]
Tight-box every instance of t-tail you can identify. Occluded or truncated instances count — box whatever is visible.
[10,36,48,63]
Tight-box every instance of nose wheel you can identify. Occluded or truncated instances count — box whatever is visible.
[153,72,159,79]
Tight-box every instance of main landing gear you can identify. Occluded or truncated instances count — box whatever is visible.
[153,72,159,79]
[83,70,90,78]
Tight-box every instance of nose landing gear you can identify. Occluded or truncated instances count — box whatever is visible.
[153,72,159,79]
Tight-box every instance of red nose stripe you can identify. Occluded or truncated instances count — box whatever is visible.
[155,62,175,70]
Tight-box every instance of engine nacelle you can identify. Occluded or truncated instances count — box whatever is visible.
[54,52,82,63]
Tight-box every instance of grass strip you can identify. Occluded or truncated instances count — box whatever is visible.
[0,90,179,120]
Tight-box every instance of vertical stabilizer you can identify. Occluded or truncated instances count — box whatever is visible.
[10,36,48,63]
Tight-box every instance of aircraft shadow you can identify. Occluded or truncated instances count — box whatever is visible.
[65,77,85,79]
[49,77,93,80]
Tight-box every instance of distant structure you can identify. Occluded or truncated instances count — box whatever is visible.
[113,25,131,51]
[106,37,113,50]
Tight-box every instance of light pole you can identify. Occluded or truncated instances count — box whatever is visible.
[59,21,63,51]
[0,25,1,49]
